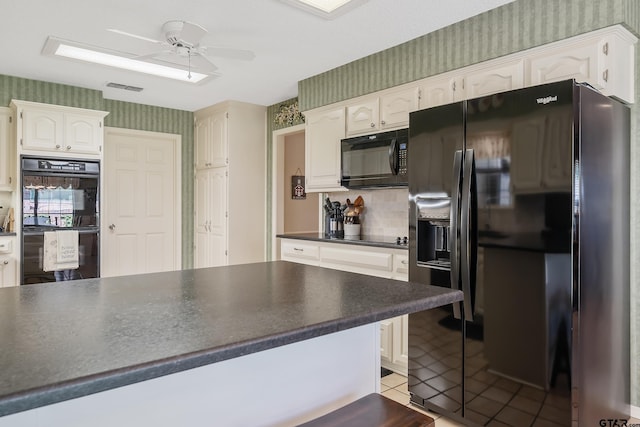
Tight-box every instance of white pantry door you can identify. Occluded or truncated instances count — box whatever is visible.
[102,128,181,277]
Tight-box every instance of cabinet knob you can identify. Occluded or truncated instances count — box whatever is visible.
[2,260,8,265]
[370,123,375,127]
[55,144,61,149]
[108,224,116,230]
[380,120,386,125]
[603,69,609,82]
[66,145,72,150]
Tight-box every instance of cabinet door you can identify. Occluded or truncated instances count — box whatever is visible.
[346,98,379,136]
[511,116,546,193]
[22,108,64,151]
[194,117,211,169]
[0,110,13,190]
[0,256,17,287]
[209,167,228,267]
[420,76,458,109]
[380,319,393,364]
[380,87,419,130]
[464,60,524,99]
[64,114,102,155]
[209,112,228,167]
[193,170,211,268]
[392,315,409,368]
[305,108,346,192]
[528,40,606,90]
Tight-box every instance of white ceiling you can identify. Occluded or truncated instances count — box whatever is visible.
[1,0,515,112]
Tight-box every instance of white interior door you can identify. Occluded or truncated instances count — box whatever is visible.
[102,128,181,277]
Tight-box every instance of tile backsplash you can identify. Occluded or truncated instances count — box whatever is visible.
[326,188,409,238]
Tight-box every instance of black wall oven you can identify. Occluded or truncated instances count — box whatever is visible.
[21,157,100,285]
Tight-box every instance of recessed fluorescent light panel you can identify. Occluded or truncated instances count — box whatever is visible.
[42,37,213,84]
[280,0,368,19]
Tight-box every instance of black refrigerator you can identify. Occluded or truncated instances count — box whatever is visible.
[407,80,630,426]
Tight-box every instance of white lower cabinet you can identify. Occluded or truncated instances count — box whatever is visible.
[0,237,17,288]
[280,240,320,265]
[279,238,409,374]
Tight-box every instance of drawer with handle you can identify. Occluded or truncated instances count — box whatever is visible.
[281,241,320,265]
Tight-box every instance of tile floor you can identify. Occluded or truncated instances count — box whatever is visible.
[381,372,640,427]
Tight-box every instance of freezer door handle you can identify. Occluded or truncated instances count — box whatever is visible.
[460,148,477,322]
[450,150,463,320]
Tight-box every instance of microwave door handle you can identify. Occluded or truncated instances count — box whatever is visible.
[450,150,463,320]
[388,138,399,175]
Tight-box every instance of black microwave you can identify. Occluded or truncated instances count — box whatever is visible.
[341,128,408,188]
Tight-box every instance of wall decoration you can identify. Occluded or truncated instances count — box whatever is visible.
[291,169,306,200]
[274,101,305,126]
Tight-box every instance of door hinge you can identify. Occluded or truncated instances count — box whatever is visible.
[8,116,12,124]
[225,112,229,119]
[417,88,422,100]
[19,112,23,119]
[452,81,456,92]
[225,170,228,177]
[20,138,23,146]
[225,211,228,218]
[99,122,102,128]
[225,250,228,256]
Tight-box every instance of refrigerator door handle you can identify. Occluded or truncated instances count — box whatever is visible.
[450,150,463,320]
[460,148,476,322]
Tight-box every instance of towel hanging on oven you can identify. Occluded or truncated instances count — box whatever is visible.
[43,230,79,272]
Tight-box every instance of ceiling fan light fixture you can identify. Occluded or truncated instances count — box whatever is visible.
[42,37,212,83]
[280,0,368,19]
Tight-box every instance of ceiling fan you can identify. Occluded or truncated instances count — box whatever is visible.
[108,20,255,79]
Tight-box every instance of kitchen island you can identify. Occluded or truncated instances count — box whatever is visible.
[0,261,461,426]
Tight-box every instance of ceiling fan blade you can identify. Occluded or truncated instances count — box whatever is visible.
[107,28,164,45]
[133,50,174,61]
[202,47,255,61]
[180,21,208,45]
[190,54,219,72]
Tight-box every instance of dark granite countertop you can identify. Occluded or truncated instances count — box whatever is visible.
[277,232,409,250]
[0,261,461,417]
[479,231,571,253]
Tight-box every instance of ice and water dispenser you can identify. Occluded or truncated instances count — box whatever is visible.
[415,196,452,270]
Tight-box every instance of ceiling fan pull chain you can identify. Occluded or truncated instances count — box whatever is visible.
[188,51,192,80]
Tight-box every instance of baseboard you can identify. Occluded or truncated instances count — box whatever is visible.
[631,404,640,419]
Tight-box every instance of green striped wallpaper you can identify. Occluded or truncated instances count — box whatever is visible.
[298,0,634,111]
[270,0,640,406]
[0,74,194,268]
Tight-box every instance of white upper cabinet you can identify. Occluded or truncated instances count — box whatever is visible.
[346,98,379,136]
[379,86,420,130]
[526,25,636,103]
[420,75,460,109]
[346,85,419,136]
[64,113,104,155]
[194,111,228,169]
[11,100,108,158]
[0,108,14,191]
[463,60,525,99]
[304,106,346,192]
